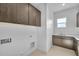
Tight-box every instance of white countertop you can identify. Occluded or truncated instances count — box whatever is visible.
[54,34,79,40]
[66,35,79,40]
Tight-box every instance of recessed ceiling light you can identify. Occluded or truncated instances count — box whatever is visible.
[62,3,66,6]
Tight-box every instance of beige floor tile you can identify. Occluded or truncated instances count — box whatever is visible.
[32,45,76,56]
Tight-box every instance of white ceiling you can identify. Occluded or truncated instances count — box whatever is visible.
[47,3,79,12]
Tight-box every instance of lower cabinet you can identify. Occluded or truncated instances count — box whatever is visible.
[53,38,63,46]
[53,35,74,49]
[77,41,79,56]
[62,38,73,49]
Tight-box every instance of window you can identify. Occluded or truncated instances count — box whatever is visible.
[57,17,67,28]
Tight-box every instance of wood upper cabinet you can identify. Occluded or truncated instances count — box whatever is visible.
[0,3,9,22]
[35,10,41,26]
[0,3,17,23]
[16,3,28,25]
[7,4,17,23]
[29,4,37,26]
[29,4,41,26]
[0,3,41,26]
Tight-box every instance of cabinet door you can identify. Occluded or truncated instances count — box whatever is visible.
[16,3,28,25]
[0,3,9,22]
[29,4,36,26]
[62,38,73,49]
[53,38,63,46]
[29,4,41,26]
[35,10,41,26]
[7,4,17,23]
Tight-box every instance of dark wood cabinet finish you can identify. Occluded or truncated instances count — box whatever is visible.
[53,36,63,46]
[62,37,73,49]
[0,3,41,26]
[29,4,41,26]
[35,9,41,26]
[73,38,78,56]
[53,35,74,50]
[0,3,17,23]
[16,3,29,25]
[0,4,9,22]
[29,4,36,26]
[53,35,78,56]
[7,4,17,23]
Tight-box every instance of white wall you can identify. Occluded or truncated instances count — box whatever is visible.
[0,22,39,56]
[53,6,79,36]
[46,4,54,51]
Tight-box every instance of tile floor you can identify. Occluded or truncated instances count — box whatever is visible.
[32,45,76,56]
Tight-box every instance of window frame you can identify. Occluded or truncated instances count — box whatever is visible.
[57,17,67,28]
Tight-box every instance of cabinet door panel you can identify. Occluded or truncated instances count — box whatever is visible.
[35,11,41,26]
[29,4,41,26]
[62,38,73,49]
[53,38,62,46]
[0,3,41,26]
[0,3,9,22]
[16,3,28,25]
[7,4,17,23]
[29,4,36,26]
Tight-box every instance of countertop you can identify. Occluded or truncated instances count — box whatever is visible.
[53,34,79,41]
